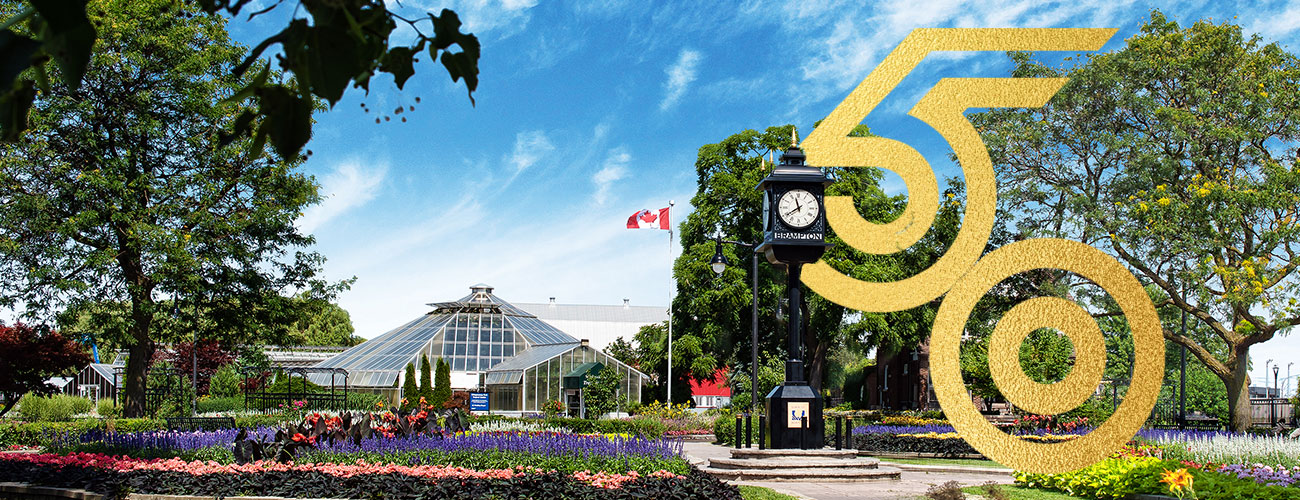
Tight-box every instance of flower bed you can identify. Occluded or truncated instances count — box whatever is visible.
[1015,455,1300,500]
[54,427,688,475]
[1139,429,1300,468]
[847,424,1078,457]
[0,452,738,499]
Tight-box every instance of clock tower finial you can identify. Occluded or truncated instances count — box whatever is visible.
[791,128,799,147]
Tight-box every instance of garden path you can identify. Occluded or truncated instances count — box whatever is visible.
[679,441,1013,500]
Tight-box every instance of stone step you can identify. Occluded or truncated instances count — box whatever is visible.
[701,465,903,482]
[708,457,881,470]
[729,448,859,460]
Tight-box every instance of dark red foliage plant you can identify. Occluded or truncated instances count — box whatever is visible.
[0,323,90,417]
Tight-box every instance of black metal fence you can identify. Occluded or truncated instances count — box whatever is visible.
[242,367,349,411]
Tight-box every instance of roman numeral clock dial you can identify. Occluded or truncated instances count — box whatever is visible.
[777,189,818,229]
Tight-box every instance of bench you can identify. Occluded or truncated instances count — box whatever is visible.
[166,416,235,431]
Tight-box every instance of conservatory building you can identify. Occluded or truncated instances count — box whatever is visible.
[309,284,647,413]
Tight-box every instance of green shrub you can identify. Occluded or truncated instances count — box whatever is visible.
[15,394,46,421]
[265,375,325,394]
[539,416,667,438]
[0,418,166,447]
[343,392,385,411]
[196,396,244,414]
[15,394,94,422]
[96,399,121,419]
[713,411,766,447]
[209,363,241,397]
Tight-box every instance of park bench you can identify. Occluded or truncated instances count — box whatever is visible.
[166,416,235,431]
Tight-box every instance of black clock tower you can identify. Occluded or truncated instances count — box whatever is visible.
[755,133,832,449]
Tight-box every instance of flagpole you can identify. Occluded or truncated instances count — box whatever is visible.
[666,200,675,405]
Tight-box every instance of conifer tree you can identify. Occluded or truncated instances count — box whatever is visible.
[401,363,418,410]
[432,358,452,408]
[419,354,433,405]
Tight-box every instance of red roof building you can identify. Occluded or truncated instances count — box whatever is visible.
[690,369,732,408]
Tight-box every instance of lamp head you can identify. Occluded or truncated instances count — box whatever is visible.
[710,239,728,275]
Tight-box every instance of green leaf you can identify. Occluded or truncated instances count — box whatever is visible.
[379,46,415,90]
[28,0,96,89]
[0,31,41,90]
[257,85,312,158]
[440,51,477,104]
[0,78,34,141]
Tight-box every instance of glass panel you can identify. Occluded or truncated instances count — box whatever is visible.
[453,357,465,371]
[491,329,502,343]
[454,343,466,355]
[503,344,514,357]
[524,367,535,411]
[491,344,501,357]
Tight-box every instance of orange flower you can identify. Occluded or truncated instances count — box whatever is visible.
[1160,468,1195,499]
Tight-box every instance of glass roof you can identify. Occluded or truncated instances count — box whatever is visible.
[313,284,579,386]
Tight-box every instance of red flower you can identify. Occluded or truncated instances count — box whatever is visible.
[291,433,307,443]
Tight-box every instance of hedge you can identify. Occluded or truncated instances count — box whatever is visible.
[0,419,167,447]
[852,433,979,456]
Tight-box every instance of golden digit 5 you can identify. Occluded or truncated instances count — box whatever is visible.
[799,29,1164,474]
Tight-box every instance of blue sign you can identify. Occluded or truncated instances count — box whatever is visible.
[469,392,489,412]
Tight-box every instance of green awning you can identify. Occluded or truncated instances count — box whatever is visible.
[562,362,604,390]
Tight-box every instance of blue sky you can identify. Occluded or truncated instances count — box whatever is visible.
[223,1,1300,390]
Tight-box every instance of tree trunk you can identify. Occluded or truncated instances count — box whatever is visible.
[0,393,19,418]
[122,278,155,418]
[1224,348,1253,432]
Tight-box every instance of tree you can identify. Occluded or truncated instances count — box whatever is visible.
[432,357,451,409]
[419,354,433,403]
[605,336,639,369]
[0,0,479,156]
[582,363,621,419]
[672,124,963,402]
[0,323,89,417]
[163,339,236,395]
[0,0,350,418]
[401,362,417,408]
[969,12,1300,430]
[287,298,361,347]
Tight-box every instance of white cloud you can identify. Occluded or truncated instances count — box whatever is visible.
[406,0,540,39]
[660,49,703,111]
[297,160,387,234]
[592,147,631,205]
[786,0,1138,105]
[1244,3,1300,42]
[508,130,555,175]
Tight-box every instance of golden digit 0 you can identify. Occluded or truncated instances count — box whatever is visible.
[800,29,1164,474]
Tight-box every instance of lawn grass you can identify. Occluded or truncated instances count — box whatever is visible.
[961,484,1081,499]
[881,456,1006,468]
[738,485,799,500]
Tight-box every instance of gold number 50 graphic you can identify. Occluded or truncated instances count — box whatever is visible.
[801,29,1164,474]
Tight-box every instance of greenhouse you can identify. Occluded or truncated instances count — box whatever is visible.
[309,284,647,412]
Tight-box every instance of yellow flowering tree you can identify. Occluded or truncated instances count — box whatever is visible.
[972,12,1300,430]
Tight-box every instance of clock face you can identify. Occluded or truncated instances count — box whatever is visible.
[777,189,819,229]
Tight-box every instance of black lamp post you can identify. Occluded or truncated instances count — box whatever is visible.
[710,234,760,414]
[1274,364,1281,426]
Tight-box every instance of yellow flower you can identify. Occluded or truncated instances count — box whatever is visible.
[1160,468,1195,499]
[1157,197,1171,206]
[1197,188,1210,197]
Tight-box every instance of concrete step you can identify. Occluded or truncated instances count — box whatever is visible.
[729,448,859,460]
[708,457,881,470]
[701,465,903,482]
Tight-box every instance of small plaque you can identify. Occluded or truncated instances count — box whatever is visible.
[786,402,810,428]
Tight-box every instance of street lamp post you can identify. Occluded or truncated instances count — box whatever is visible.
[1274,364,1281,426]
[710,234,760,414]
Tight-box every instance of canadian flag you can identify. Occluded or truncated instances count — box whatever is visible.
[626,207,670,230]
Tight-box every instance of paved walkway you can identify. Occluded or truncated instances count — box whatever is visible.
[681,442,1014,500]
